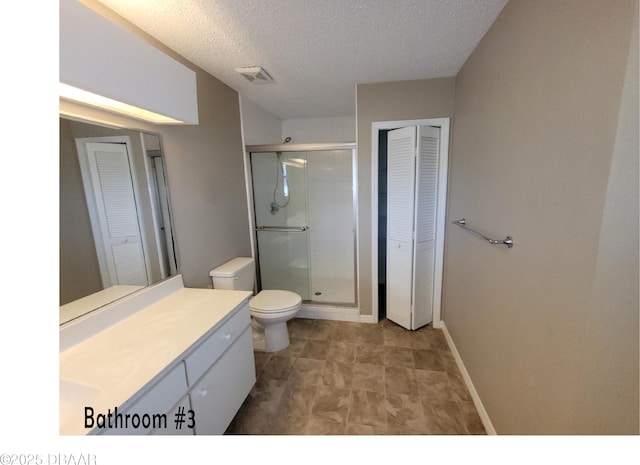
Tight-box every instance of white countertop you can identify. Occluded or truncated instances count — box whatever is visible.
[59,287,252,435]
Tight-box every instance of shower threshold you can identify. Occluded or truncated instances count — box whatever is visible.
[297,302,361,323]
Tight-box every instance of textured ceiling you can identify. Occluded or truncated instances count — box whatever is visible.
[97,0,508,119]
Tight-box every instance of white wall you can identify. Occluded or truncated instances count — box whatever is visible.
[282,116,355,143]
[239,102,355,146]
[240,96,282,145]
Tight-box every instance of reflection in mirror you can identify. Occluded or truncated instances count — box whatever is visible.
[59,116,177,325]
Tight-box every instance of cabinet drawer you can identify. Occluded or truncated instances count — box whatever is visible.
[189,327,255,434]
[184,302,251,384]
[103,362,188,435]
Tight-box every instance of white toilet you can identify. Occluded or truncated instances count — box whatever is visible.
[209,257,302,352]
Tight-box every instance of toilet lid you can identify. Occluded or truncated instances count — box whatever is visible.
[250,290,302,313]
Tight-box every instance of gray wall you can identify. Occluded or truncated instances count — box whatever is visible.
[443,0,638,434]
[59,118,102,304]
[355,78,456,315]
[62,0,252,290]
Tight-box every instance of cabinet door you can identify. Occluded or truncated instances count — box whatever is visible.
[189,327,255,434]
[102,363,188,435]
[151,395,194,435]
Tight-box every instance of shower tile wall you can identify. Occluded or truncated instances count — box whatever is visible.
[307,150,355,304]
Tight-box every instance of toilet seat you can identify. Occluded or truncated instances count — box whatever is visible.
[250,290,302,314]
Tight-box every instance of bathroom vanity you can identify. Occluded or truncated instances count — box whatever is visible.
[59,276,255,435]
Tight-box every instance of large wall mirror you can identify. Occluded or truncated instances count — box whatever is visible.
[60,116,178,325]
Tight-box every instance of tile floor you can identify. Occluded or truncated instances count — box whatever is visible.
[225,318,485,435]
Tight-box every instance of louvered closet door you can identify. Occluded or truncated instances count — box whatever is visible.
[386,126,417,330]
[412,126,440,329]
[86,142,149,287]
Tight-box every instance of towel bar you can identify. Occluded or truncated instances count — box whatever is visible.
[451,218,514,248]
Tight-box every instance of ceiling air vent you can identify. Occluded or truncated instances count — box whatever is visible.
[235,66,274,83]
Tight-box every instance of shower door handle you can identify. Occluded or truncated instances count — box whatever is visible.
[255,226,308,232]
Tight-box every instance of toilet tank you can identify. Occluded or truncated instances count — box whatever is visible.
[209,257,255,291]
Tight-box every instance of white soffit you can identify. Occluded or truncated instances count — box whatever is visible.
[60,0,198,124]
[97,0,508,119]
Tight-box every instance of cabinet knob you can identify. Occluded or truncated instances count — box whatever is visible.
[223,333,232,341]
[199,388,208,397]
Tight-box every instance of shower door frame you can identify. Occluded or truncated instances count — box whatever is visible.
[245,143,359,308]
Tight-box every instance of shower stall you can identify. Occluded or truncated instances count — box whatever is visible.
[246,143,357,317]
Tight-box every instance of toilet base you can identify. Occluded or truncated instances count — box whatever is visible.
[251,318,290,353]
[251,328,266,352]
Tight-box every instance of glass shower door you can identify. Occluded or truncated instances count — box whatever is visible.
[306,149,355,304]
[251,152,310,300]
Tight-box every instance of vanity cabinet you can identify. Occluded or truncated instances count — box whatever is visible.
[67,287,256,436]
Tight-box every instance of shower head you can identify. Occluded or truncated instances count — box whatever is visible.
[283,137,292,144]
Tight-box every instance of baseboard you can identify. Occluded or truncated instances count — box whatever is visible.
[441,322,497,435]
[358,313,377,324]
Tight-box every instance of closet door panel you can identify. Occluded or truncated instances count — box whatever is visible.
[387,239,413,330]
[412,126,440,328]
[387,127,416,243]
[412,239,434,328]
[415,126,440,243]
[386,126,416,329]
